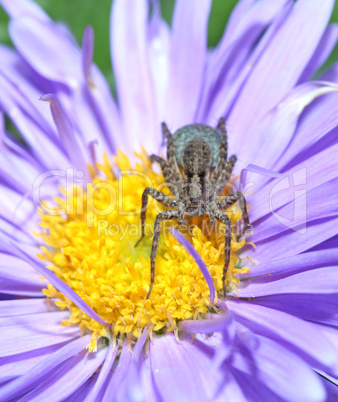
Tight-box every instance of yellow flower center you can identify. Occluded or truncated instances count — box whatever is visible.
[37,151,250,350]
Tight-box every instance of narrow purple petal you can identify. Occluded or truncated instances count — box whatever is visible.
[40,94,89,179]
[179,311,233,334]
[228,0,334,139]
[82,25,94,86]
[79,28,123,155]
[0,335,91,401]
[169,228,215,303]
[120,327,149,401]
[237,266,338,297]
[102,341,132,402]
[240,164,284,188]
[79,340,118,402]
[228,300,337,369]
[19,347,107,401]
[166,0,211,128]
[242,249,338,278]
[12,245,110,327]
[0,311,80,357]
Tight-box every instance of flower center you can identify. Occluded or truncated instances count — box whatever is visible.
[37,151,249,350]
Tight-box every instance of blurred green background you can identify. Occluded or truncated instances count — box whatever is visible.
[1,0,338,90]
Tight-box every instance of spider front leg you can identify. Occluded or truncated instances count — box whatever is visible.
[214,209,232,298]
[220,192,250,237]
[135,187,172,247]
[149,154,180,197]
[212,117,228,182]
[147,209,179,299]
[161,122,181,183]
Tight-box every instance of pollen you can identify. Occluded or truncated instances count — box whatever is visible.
[37,151,249,348]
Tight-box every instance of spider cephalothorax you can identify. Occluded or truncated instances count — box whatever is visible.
[136,118,250,299]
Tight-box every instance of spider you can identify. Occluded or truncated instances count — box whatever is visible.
[135,118,250,299]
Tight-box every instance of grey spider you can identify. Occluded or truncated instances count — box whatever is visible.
[135,118,250,299]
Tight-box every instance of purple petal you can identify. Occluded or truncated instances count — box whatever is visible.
[0,335,91,400]
[320,61,338,82]
[166,0,211,128]
[250,293,338,327]
[253,217,338,264]
[249,143,338,223]
[12,245,110,327]
[230,368,284,402]
[19,347,107,401]
[239,82,338,173]
[102,341,132,402]
[0,73,68,169]
[0,254,46,296]
[111,0,159,153]
[237,266,338,297]
[0,311,80,357]
[0,298,58,317]
[228,0,334,140]
[150,334,209,401]
[0,0,49,20]
[169,228,215,303]
[199,0,289,123]
[298,24,338,83]
[120,327,149,401]
[275,91,338,171]
[0,343,62,385]
[251,177,338,244]
[147,4,170,125]
[254,336,325,402]
[10,16,81,88]
[227,300,337,369]
[242,249,338,278]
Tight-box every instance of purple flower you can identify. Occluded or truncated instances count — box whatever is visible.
[0,0,338,401]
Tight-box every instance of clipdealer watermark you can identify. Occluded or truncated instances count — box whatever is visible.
[31,166,308,235]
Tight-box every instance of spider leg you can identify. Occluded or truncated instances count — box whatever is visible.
[220,192,250,235]
[149,154,180,197]
[215,154,237,194]
[161,122,181,183]
[135,188,172,247]
[212,117,228,181]
[147,209,179,299]
[214,209,232,298]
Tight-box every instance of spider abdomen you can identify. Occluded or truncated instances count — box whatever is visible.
[174,124,221,167]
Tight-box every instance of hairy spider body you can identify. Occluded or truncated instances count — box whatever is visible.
[136,118,250,299]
